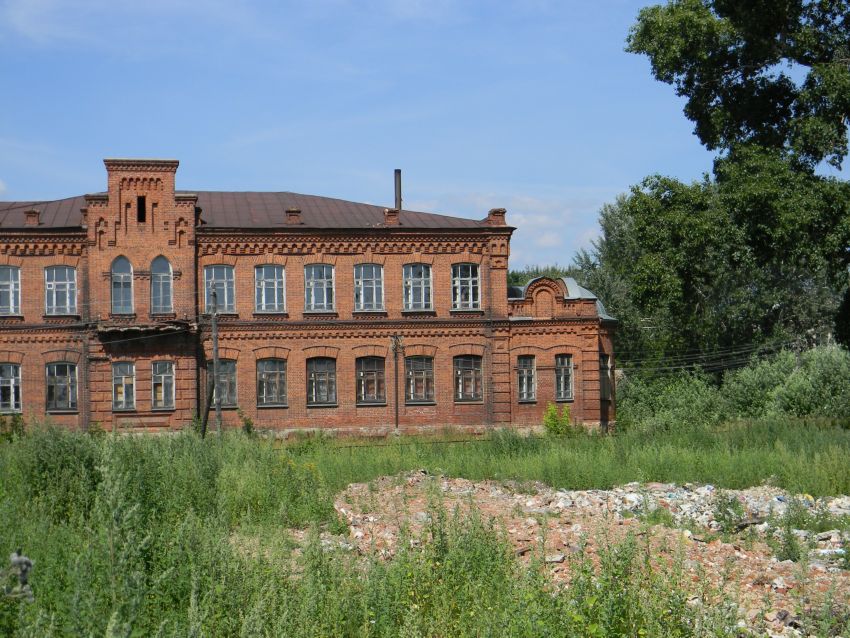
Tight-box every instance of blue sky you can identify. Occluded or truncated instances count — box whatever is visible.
[0,0,785,267]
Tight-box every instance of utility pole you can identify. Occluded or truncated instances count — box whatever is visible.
[211,288,222,436]
[391,334,404,433]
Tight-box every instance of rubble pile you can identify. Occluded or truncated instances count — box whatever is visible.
[331,471,850,637]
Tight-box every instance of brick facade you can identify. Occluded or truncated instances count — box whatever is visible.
[0,159,615,434]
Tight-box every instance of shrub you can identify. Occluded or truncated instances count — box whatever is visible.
[543,403,573,436]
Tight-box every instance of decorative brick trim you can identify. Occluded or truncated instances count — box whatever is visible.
[404,344,438,358]
[351,344,389,358]
[303,345,340,359]
[252,346,291,360]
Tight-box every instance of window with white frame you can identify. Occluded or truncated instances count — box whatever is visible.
[453,355,483,401]
[111,257,133,314]
[405,356,435,403]
[112,362,135,411]
[555,354,574,401]
[517,355,536,402]
[307,357,336,405]
[0,364,21,412]
[304,264,334,311]
[451,263,480,310]
[208,360,237,407]
[257,359,287,406]
[46,362,77,411]
[205,265,235,313]
[600,354,613,401]
[402,264,432,310]
[151,361,175,410]
[356,357,385,404]
[0,266,21,315]
[150,257,173,314]
[45,266,77,315]
[354,264,384,311]
[255,265,286,312]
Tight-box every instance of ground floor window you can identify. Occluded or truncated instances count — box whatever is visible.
[112,362,135,411]
[152,361,175,410]
[209,360,237,407]
[453,355,482,401]
[257,359,287,406]
[555,354,573,401]
[46,363,77,411]
[405,356,434,403]
[600,354,613,401]
[517,355,535,402]
[307,357,336,406]
[356,357,386,404]
[0,363,21,412]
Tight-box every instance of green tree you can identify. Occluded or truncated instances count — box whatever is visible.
[627,0,850,169]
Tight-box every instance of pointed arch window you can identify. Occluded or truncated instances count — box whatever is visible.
[151,256,173,314]
[111,257,133,314]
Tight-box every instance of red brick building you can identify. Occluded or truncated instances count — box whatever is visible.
[0,159,615,434]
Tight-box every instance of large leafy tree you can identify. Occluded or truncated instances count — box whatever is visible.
[627,0,850,169]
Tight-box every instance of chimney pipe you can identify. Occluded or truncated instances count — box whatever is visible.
[394,169,402,211]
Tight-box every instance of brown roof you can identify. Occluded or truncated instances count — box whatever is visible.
[0,191,492,230]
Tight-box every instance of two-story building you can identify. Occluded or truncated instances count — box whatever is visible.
[0,159,615,434]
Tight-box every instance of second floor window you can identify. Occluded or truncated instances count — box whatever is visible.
[255,265,286,312]
[555,354,574,401]
[0,363,21,413]
[205,265,235,313]
[307,357,336,405]
[111,257,133,315]
[150,257,173,314]
[451,264,480,310]
[46,362,77,412]
[112,362,135,410]
[209,360,237,407]
[304,264,334,311]
[356,357,385,404]
[403,264,432,311]
[517,355,536,402]
[45,266,77,315]
[152,361,175,409]
[257,359,287,406]
[354,264,384,311]
[454,355,483,401]
[0,266,21,315]
[405,356,434,403]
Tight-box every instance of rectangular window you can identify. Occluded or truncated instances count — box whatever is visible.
[151,361,175,410]
[354,264,384,311]
[255,265,286,312]
[205,265,235,313]
[403,264,432,310]
[0,266,21,315]
[208,360,237,407]
[517,355,536,402]
[45,266,77,315]
[112,362,135,411]
[356,357,386,404]
[0,364,21,412]
[307,358,336,405]
[46,362,77,411]
[451,263,480,310]
[304,264,335,311]
[257,359,287,406]
[137,195,147,223]
[405,356,435,403]
[454,355,483,401]
[600,354,613,401]
[555,354,574,401]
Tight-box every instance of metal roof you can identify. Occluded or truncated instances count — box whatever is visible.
[0,191,491,230]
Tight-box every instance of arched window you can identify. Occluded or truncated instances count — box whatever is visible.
[405,356,435,403]
[150,256,173,314]
[453,355,482,401]
[111,257,133,314]
[356,357,386,404]
[257,359,287,406]
[306,357,336,405]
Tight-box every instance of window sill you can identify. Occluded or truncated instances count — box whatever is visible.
[46,409,79,415]
[352,310,387,316]
[356,402,388,407]
[401,310,436,316]
[517,400,537,404]
[108,313,136,320]
[307,403,339,409]
[0,410,22,415]
[43,314,81,320]
[253,312,288,317]
[112,408,137,413]
[449,309,484,315]
[556,398,575,403]
[200,312,238,319]
[303,310,337,315]
[0,315,24,321]
[150,313,177,320]
[151,407,176,412]
[257,403,289,409]
[405,401,436,406]
[454,400,484,404]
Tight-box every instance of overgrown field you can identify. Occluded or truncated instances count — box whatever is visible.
[1,347,850,635]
